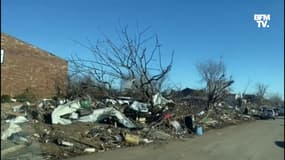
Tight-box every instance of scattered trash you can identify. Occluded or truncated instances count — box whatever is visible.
[129,101,149,113]
[58,140,74,147]
[170,120,184,134]
[80,96,92,108]
[1,144,29,158]
[197,111,205,116]
[84,148,96,153]
[136,117,146,124]
[152,93,174,107]
[10,98,17,102]
[33,133,40,138]
[113,135,123,143]
[164,113,171,119]
[6,116,29,124]
[9,133,29,144]
[51,100,81,124]
[196,126,203,136]
[77,108,93,117]
[12,104,23,112]
[141,138,154,144]
[184,116,194,132]
[78,107,137,129]
[149,130,172,140]
[0,92,256,159]
[69,112,79,120]
[1,123,22,140]
[125,133,140,145]
[207,119,218,124]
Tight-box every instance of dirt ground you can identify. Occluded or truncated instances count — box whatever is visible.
[68,117,284,160]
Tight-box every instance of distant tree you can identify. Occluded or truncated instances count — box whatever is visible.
[255,83,269,106]
[196,58,234,111]
[268,93,283,107]
[66,75,109,100]
[255,83,268,98]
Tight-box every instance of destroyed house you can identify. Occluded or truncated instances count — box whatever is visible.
[1,33,68,99]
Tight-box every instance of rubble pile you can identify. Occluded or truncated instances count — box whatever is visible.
[1,93,255,159]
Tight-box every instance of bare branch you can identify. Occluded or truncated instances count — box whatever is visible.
[69,26,174,101]
[196,59,233,110]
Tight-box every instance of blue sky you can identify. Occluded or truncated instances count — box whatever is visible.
[1,0,284,97]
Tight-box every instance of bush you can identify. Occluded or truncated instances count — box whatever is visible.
[1,95,11,103]
[14,88,36,102]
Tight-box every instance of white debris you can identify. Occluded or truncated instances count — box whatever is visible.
[33,133,40,138]
[10,98,17,102]
[6,116,29,124]
[197,111,205,116]
[78,107,137,128]
[141,138,154,144]
[38,102,44,108]
[152,93,173,107]
[12,105,23,112]
[205,120,218,125]
[1,123,22,140]
[51,100,81,125]
[105,99,117,105]
[69,112,79,120]
[130,101,149,113]
[170,120,184,134]
[60,141,74,147]
[84,148,96,152]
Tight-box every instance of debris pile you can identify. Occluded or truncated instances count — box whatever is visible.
[1,93,254,159]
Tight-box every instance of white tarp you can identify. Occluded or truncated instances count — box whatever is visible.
[170,120,184,134]
[5,116,29,124]
[78,107,137,128]
[105,98,130,105]
[152,93,173,106]
[1,123,22,140]
[51,100,81,125]
[129,101,149,113]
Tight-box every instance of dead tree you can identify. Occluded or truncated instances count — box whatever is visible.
[196,59,234,110]
[268,93,283,107]
[69,26,174,102]
[255,83,268,98]
[255,83,269,106]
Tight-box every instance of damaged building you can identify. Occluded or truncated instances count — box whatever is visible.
[1,33,68,99]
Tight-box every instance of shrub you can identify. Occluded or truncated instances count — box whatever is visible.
[14,88,36,102]
[1,95,11,103]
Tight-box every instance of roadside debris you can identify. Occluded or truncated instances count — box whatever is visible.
[5,116,29,124]
[51,100,82,124]
[1,143,30,158]
[1,123,22,140]
[125,133,140,145]
[1,93,256,159]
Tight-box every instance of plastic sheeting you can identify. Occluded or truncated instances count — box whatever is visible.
[5,116,29,124]
[129,101,149,113]
[1,123,22,140]
[152,93,173,106]
[51,100,81,125]
[78,107,137,129]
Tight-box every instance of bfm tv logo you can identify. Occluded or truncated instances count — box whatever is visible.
[254,14,270,28]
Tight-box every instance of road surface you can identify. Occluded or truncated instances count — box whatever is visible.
[69,117,284,160]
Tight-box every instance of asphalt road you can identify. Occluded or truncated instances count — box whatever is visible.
[69,117,284,160]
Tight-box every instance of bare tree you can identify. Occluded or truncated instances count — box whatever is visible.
[69,26,174,102]
[196,59,234,110]
[254,83,269,106]
[268,93,283,107]
[255,83,268,98]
